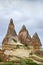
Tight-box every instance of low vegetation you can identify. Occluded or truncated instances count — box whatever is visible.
[12,38,17,43]
[19,59,38,65]
[0,59,3,62]
[5,61,14,65]
[0,58,39,65]
[29,52,33,55]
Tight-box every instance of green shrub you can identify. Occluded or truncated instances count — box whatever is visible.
[20,59,26,65]
[29,52,33,55]
[28,62,38,65]
[12,38,17,42]
[20,61,26,65]
[16,45,19,48]
[5,61,14,65]
[0,59,3,62]
[20,59,38,65]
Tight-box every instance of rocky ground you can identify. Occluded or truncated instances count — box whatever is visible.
[4,49,31,58]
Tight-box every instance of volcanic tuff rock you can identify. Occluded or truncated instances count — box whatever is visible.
[32,32,42,48]
[2,18,42,50]
[0,50,8,61]
[1,18,42,62]
[7,18,17,37]
[2,18,17,45]
[18,25,32,46]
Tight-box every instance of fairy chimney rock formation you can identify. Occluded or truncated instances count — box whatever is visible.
[2,18,17,50]
[2,19,42,50]
[18,25,31,45]
[32,32,42,48]
[7,18,17,37]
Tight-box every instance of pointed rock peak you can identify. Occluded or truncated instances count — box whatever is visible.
[6,18,17,36]
[19,25,27,32]
[33,32,38,37]
[22,25,26,30]
[10,18,14,25]
[9,18,14,29]
[10,18,13,23]
[19,25,30,36]
[32,32,42,46]
[32,32,39,39]
[18,24,31,43]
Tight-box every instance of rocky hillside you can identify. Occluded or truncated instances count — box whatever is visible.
[1,18,42,62]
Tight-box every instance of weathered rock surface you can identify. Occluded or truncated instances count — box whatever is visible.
[1,18,42,61]
[32,32,42,48]
[3,18,17,42]
[2,19,42,50]
[18,25,32,46]
[7,18,17,37]
[0,49,8,61]
[2,18,17,50]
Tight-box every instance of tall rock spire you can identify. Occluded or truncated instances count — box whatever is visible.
[10,18,13,23]
[32,32,42,48]
[18,25,31,45]
[9,18,14,29]
[7,18,17,37]
[2,18,17,46]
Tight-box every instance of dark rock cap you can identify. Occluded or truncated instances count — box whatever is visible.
[10,18,13,24]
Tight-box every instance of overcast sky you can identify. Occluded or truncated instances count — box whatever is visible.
[0,0,43,47]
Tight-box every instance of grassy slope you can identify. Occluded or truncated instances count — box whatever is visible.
[0,58,39,65]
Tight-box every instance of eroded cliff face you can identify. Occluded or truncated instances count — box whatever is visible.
[32,32,42,49]
[18,25,32,46]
